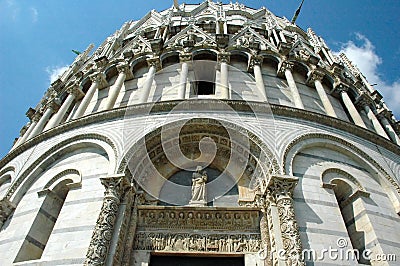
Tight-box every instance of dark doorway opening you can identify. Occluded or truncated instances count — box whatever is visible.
[150,255,244,266]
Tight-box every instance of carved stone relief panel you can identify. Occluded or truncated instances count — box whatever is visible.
[133,206,262,254]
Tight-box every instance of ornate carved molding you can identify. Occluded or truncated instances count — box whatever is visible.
[218,52,230,64]
[355,93,374,110]
[0,198,16,229]
[277,61,294,78]
[90,72,108,90]
[84,174,131,266]
[137,207,260,232]
[134,231,261,254]
[179,52,192,62]
[116,61,133,80]
[67,83,85,100]
[267,175,304,266]
[2,100,400,178]
[146,56,162,71]
[306,69,324,87]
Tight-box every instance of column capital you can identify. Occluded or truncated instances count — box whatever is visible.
[146,57,162,71]
[50,78,65,94]
[218,52,230,64]
[377,108,395,122]
[277,60,294,78]
[45,99,61,112]
[89,72,108,89]
[25,107,36,120]
[267,175,299,202]
[67,84,85,100]
[394,121,400,135]
[116,62,133,80]
[330,61,345,76]
[306,69,324,86]
[333,81,350,95]
[179,52,192,62]
[248,55,263,71]
[100,174,131,198]
[31,112,42,123]
[355,93,374,110]
[0,199,16,229]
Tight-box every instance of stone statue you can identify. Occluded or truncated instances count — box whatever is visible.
[189,166,207,206]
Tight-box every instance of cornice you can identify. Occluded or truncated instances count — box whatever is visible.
[1,101,399,171]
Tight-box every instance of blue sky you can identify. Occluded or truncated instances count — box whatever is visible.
[1,0,400,158]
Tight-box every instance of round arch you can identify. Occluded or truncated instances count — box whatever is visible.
[5,133,117,206]
[118,118,280,205]
[283,132,400,212]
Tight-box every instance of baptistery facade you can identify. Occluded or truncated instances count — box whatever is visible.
[1,1,400,265]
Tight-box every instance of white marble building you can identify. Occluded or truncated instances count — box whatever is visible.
[0,1,399,265]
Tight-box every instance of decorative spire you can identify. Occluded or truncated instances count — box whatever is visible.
[173,0,179,9]
[291,0,305,24]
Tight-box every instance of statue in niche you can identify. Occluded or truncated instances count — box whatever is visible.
[189,166,208,206]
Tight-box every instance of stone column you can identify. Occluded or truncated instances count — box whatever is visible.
[0,199,16,229]
[218,52,230,99]
[257,196,273,266]
[356,94,389,139]
[278,61,304,109]
[377,109,400,145]
[27,100,60,139]
[15,112,40,146]
[121,194,140,265]
[105,62,133,110]
[178,52,192,99]
[334,84,367,128]
[84,174,131,266]
[72,72,107,119]
[139,57,160,103]
[267,175,304,266]
[45,84,85,129]
[307,70,337,117]
[250,55,268,101]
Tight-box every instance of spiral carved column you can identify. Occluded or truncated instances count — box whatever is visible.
[84,174,131,266]
[267,175,304,266]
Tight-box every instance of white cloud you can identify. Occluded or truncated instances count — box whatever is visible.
[30,7,38,23]
[46,65,69,84]
[337,34,400,119]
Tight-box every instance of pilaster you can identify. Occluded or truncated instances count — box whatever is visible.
[267,175,304,266]
[84,174,131,266]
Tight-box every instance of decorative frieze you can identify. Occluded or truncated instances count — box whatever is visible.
[134,232,261,253]
[137,207,260,232]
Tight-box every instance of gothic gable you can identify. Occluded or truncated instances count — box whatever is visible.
[230,26,278,52]
[289,40,320,65]
[190,1,219,17]
[122,35,152,55]
[164,24,217,49]
[127,10,163,36]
